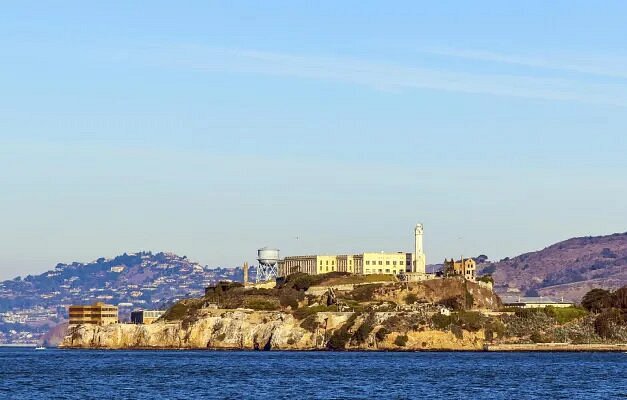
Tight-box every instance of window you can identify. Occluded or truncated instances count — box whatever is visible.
[386,261,390,265]
[366,261,370,265]
[385,269,390,273]
[378,269,383,273]
[393,261,397,265]
[378,261,383,265]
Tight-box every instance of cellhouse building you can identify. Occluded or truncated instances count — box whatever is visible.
[277,223,427,278]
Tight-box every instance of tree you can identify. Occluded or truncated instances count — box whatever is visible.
[581,288,612,313]
[611,286,627,310]
[594,309,624,339]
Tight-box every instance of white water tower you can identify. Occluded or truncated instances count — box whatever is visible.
[256,247,280,283]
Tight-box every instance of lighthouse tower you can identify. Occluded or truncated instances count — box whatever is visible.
[413,224,426,274]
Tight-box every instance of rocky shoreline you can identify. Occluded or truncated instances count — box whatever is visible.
[61,309,487,351]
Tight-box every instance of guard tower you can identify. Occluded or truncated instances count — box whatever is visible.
[413,224,426,274]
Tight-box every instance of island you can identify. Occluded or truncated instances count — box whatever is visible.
[61,272,627,351]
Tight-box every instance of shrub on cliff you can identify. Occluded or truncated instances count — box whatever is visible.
[300,315,319,332]
[352,313,376,344]
[326,313,358,350]
[278,289,303,310]
[293,305,333,320]
[244,297,280,311]
[431,313,453,330]
[404,293,418,305]
[530,331,553,343]
[455,311,485,332]
[349,284,382,302]
[394,334,408,347]
[485,320,506,341]
[162,298,204,321]
[437,297,465,311]
[375,327,390,342]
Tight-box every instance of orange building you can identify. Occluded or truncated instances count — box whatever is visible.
[68,302,118,325]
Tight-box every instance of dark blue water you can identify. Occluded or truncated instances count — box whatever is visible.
[1,348,625,399]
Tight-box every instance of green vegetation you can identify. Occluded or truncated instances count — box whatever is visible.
[162,298,205,321]
[484,319,506,341]
[293,305,334,320]
[581,288,612,313]
[321,273,396,286]
[543,306,588,324]
[454,311,486,332]
[394,334,408,347]
[530,331,553,343]
[375,327,390,341]
[326,313,359,350]
[352,313,376,343]
[477,275,494,285]
[404,293,418,305]
[431,313,452,330]
[348,284,383,302]
[300,315,319,332]
[243,297,280,311]
[594,308,624,339]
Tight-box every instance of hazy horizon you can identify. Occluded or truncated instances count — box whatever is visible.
[2,2,627,280]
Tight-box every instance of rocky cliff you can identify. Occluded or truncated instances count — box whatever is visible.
[62,308,486,351]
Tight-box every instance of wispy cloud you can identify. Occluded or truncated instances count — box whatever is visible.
[423,47,627,80]
[148,45,627,107]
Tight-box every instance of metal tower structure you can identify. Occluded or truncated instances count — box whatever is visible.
[256,247,280,283]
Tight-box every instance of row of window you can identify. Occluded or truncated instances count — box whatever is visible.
[364,269,404,274]
[365,260,408,266]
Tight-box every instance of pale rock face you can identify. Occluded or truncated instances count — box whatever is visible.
[62,309,485,351]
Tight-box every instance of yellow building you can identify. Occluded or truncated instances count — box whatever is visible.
[443,257,476,280]
[279,252,411,277]
[68,302,118,325]
[276,223,426,278]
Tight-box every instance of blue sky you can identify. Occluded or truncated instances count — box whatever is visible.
[1,1,627,279]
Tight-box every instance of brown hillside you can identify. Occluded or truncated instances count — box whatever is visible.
[480,232,627,302]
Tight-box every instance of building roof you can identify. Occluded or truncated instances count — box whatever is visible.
[501,296,573,305]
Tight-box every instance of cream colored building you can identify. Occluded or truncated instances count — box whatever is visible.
[362,252,411,275]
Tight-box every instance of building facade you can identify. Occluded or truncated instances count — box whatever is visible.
[130,310,165,324]
[277,223,427,278]
[279,252,414,277]
[443,257,476,280]
[68,302,118,325]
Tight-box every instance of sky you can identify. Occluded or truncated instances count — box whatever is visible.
[1,1,627,279]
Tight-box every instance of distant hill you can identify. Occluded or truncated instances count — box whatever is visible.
[479,232,627,302]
